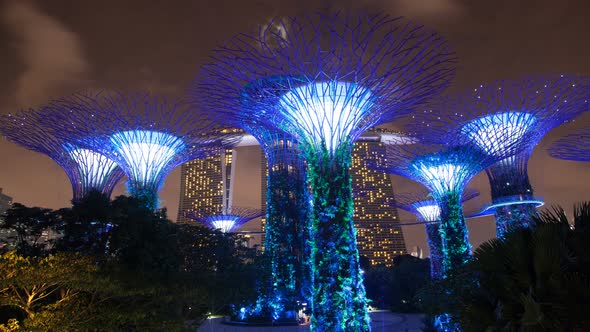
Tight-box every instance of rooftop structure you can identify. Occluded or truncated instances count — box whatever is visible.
[193,12,455,331]
[0,109,124,201]
[423,75,590,237]
[45,91,240,210]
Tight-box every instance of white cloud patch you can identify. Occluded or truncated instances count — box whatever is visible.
[2,0,88,107]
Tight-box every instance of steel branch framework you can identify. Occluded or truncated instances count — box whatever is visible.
[416,75,590,237]
[393,189,479,280]
[184,206,262,233]
[0,110,124,201]
[548,127,590,162]
[45,90,240,209]
[192,12,455,331]
[368,133,520,277]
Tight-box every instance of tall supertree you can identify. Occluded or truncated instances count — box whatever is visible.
[423,75,590,238]
[393,189,479,280]
[45,91,240,210]
[193,12,455,331]
[0,110,124,201]
[548,126,590,162]
[184,206,262,233]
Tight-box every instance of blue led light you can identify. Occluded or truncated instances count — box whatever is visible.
[414,203,441,222]
[412,162,467,196]
[65,145,119,189]
[278,81,373,153]
[110,130,185,189]
[462,112,537,156]
[209,216,240,233]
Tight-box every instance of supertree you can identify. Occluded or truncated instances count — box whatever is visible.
[193,12,455,331]
[548,126,590,162]
[423,75,590,238]
[45,91,240,210]
[184,206,262,233]
[0,109,124,201]
[392,189,479,280]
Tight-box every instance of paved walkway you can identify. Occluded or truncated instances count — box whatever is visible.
[197,311,424,332]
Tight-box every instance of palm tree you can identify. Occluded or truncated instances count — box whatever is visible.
[454,202,590,331]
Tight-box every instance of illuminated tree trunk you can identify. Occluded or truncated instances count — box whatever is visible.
[306,145,370,332]
[264,148,312,318]
[494,204,537,238]
[438,191,471,277]
[487,156,537,238]
[425,223,443,280]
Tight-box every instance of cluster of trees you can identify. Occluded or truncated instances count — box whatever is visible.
[0,190,263,331]
[419,202,590,331]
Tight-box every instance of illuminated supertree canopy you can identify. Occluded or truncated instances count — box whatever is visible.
[368,132,521,278]
[184,207,262,233]
[419,75,590,238]
[393,189,479,280]
[193,12,455,331]
[548,126,590,162]
[45,91,240,210]
[0,110,124,201]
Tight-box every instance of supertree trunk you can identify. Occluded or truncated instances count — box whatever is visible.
[264,149,312,318]
[438,191,471,277]
[494,204,537,238]
[425,223,443,280]
[487,157,537,238]
[306,145,370,332]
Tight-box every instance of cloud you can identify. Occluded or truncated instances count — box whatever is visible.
[2,0,88,107]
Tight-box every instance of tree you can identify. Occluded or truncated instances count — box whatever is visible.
[421,202,590,331]
[1,204,58,257]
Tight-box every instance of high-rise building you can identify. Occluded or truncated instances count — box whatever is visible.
[178,130,407,265]
[0,188,12,216]
[351,132,407,266]
[177,149,235,223]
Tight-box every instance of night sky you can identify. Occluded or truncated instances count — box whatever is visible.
[1,0,590,255]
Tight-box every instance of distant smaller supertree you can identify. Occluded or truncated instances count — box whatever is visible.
[393,189,479,280]
[548,127,590,162]
[184,207,263,233]
[420,75,590,237]
[0,110,124,201]
[45,91,240,210]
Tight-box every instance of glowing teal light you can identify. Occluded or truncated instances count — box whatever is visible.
[210,217,239,233]
[462,112,537,156]
[65,145,119,189]
[278,81,373,152]
[415,204,441,222]
[110,130,184,187]
[412,162,465,195]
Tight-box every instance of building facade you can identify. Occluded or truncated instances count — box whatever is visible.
[177,149,234,224]
[178,130,407,265]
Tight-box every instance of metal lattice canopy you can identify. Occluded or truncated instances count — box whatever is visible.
[369,133,513,202]
[409,74,590,201]
[193,12,456,156]
[0,108,124,201]
[394,188,480,223]
[548,126,590,162]
[184,206,263,233]
[43,90,241,204]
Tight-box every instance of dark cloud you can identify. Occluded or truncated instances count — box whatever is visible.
[2,0,88,108]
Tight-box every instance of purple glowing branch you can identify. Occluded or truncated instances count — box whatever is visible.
[548,127,590,162]
[43,91,241,202]
[0,110,124,200]
[193,12,456,154]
